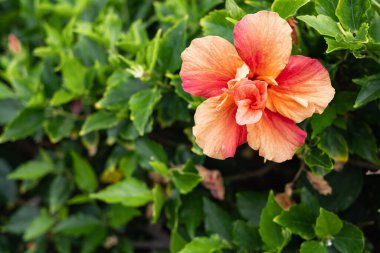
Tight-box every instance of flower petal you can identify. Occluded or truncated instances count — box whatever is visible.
[247,110,306,163]
[193,94,247,159]
[267,56,335,122]
[234,11,292,78]
[180,36,244,98]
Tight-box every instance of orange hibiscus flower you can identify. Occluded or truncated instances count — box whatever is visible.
[180,11,335,163]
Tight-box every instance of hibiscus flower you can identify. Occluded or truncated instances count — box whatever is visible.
[180,11,335,163]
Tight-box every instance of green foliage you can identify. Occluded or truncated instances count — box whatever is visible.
[0,0,379,252]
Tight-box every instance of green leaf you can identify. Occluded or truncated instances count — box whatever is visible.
[129,88,162,135]
[300,241,328,253]
[171,170,202,194]
[318,166,363,212]
[347,121,380,165]
[304,148,334,175]
[135,138,168,169]
[336,0,370,32]
[44,116,75,143]
[325,37,362,53]
[8,160,53,180]
[315,208,343,238]
[178,235,224,253]
[146,29,162,73]
[49,176,73,213]
[315,0,339,20]
[225,0,246,19]
[203,197,233,241]
[333,222,365,253]
[272,0,310,19]
[0,107,45,143]
[23,211,54,241]
[259,191,289,251]
[71,151,98,192]
[200,10,234,43]
[4,206,39,234]
[119,152,138,177]
[53,213,102,236]
[333,91,356,114]
[106,205,141,229]
[170,231,188,253]
[318,127,349,162]
[150,160,169,177]
[353,74,380,108]
[158,19,187,73]
[80,111,120,136]
[236,191,268,226]
[117,19,149,54]
[61,56,87,94]
[298,15,341,37]
[274,204,316,240]
[50,89,78,106]
[232,220,262,251]
[311,106,337,138]
[90,178,152,207]
[152,184,165,224]
[96,72,148,111]
[180,190,204,238]
[0,83,15,100]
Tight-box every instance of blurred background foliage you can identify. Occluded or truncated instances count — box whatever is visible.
[0,0,380,252]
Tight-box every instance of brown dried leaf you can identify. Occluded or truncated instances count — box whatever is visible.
[306,172,332,196]
[196,165,225,200]
[104,235,119,248]
[275,183,295,210]
[288,17,298,45]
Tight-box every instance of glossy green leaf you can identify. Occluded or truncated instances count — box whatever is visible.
[8,160,53,180]
[225,0,245,19]
[259,191,289,251]
[44,116,75,143]
[274,204,316,240]
[203,197,233,241]
[200,10,234,43]
[71,151,98,192]
[0,107,45,143]
[129,88,162,135]
[146,29,162,73]
[298,15,341,37]
[90,178,152,207]
[49,176,73,213]
[318,127,349,162]
[158,19,187,73]
[50,89,78,106]
[80,111,120,136]
[106,205,141,229]
[333,222,365,253]
[178,235,224,253]
[304,148,334,175]
[24,211,54,241]
[353,74,380,108]
[236,191,268,226]
[315,208,343,238]
[315,0,339,20]
[272,0,310,19]
[97,75,148,111]
[336,0,370,31]
[152,184,165,224]
[311,106,337,138]
[171,170,202,194]
[53,213,102,236]
[318,166,363,212]
[4,206,39,234]
[61,57,87,94]
[233,220,262,251]
[300,241,328,253]
[347,121,380,165]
